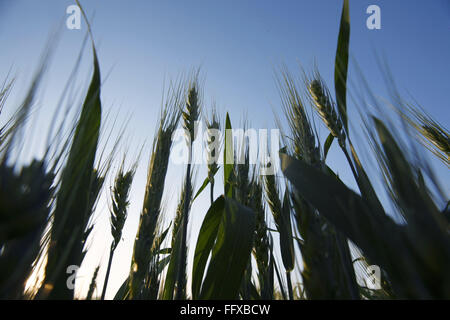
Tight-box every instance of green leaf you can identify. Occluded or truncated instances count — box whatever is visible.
[191,196,256,299]
[113,277,129,300]
[335,0,350,132]
[191,196,225,299]
[260,239,275,299]
[273,254,287,300]
[348,141,385,216]
[373,118,442,221]
[158,255,171,274]
[157,248,171,255]
[162,222,183,300]
[199,197,255,299]
[224,113,233,198]
[43,42,102,298]
[247,280,261,300]
[193,177,210,201]
[324,133,334,160]
[157,222,172,247]
[325,164,339,180]
[280,152,401,270]
[279,191,295,272]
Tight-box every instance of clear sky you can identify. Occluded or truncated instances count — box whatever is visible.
[0,0,449,298]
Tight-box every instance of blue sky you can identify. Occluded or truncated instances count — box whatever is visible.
[0,0,449,298]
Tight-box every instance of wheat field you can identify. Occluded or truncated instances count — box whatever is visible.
[0,0,449,300]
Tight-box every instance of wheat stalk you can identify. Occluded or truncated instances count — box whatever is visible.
[263,173,295,299]
[390,99,450,166]
[205,106,221,204]
[277,69,321,166]
[249,174,272,299]
[421,125,450,157]
[128,80,182,299]
[309,78,346,148]
[279,69,360,299]
[175,74,201,300]
[86,266,100,300]
[101,164,135,300]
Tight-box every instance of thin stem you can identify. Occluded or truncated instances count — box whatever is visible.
[101,246,115,300]
[273,260,287,300]
[286,270,294,300]
[335,233,360,299]
[340,144,359,185]
[175,143,192,300]
[210,180,214,205]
